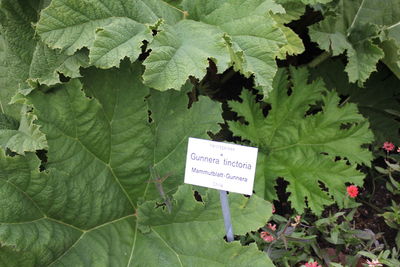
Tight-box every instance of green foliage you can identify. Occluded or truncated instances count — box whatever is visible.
[309,0,400,84]
[0,148,273,266]
[34,0,306,95]
[0,106,47,155]
[0,0,38,118]
[0,62,274,265]
[310,59,400,146]
[0,0,399,265]
[228,67,373,214]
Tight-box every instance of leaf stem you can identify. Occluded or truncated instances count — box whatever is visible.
[307,51,332,68]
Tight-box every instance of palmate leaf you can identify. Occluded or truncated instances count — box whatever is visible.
[144,0,288,94]
[35,0,303,96]
[36,0,183,68]
[0,62,274,266]
[0,0,85,110]
[228,67,374,214]
[142,20,230,91]
[309,0,400,85]
[310,58,400,146]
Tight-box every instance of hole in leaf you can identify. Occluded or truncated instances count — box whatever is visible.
[36,149,48,172]
[138,40,151,61]
[318,181,329,192]
[305,101,323,116]
[274,178,292,215]
[58,72,70,83]
[193,190,203,202]
[340,123,353,130]
[147,110,153,123]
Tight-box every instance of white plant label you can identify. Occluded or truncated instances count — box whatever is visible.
[184,137,258,195]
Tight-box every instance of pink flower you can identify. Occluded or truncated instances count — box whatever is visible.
[260,231,275,242]
[383,142,395,152]
[397,147,400,153]
[304,260,322,267]
[366,259,382,267]
[267,223,276,231]
[347,185,358,198]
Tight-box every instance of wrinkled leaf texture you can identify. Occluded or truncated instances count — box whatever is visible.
[228,67,373,214]
[309,0,400,84]
[36,0,306,96]
[0,62,274,266]
[310,59,400,146]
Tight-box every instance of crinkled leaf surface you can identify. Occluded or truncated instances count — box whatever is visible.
[143,20,229,91]
[309,0,400,85]
[134,185,274,266]
[0,106,48,155]
[29,42,89,86]
[89,18,153,69]
[0,113,18,130]
[228,67,373,214]
[0,0,90,123]
[0,0,39,118]
[36,0,183,66]
[144,0,288,94]
[311,59,400,146]
[0,62,274,265]
[380,39,400,79]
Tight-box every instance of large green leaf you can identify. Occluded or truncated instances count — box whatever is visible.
[380,18,400,79]
[228,67,373,214]
[134,185,274,266]
[310,58,400,146]
[309,0,400,85]
[89,18,153,69]
[0,152,273,266]
[36,0,183,67]
[29,42,89,86]
[144,0,288,95]
[0,0,90,121]
[0,63,274,265]
[143,20,230,91]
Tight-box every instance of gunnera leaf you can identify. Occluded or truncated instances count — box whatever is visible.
[0,106,48,155]
[0,0,90,124]
[36,0,183,68]
[228,67,374,214]
[310,58,400,146]
[0,0,39,119]
[144,0,289,95]
[309,0,400,85]
[0,61,274,265]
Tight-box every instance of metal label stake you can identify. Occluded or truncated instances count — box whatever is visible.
[219,190,234,242]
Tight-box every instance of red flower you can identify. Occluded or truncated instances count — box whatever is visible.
[260,231,275,242]
[383,142,395,152]
[304,261,322,267]
[347,185,358,198]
